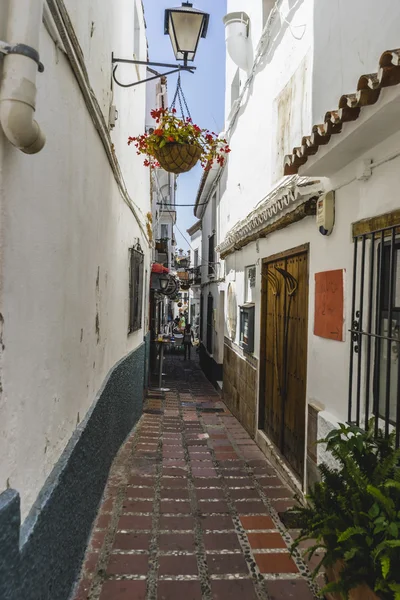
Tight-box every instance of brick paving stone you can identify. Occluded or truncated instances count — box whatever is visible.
[160,500,191,514]
[106,553,149,575]
[158,533,196,552]
[203,532,241,551]
[266,578,316,599]
[254,552,299,574]
[240,515,276,530]
[234,500,265,514]
[247,532,287,549]
[210,579,259,600]
[113,532,150,551]
[157,581,202,600]
[99,580,147,600]
[206,553,249,574]
[198,500,230,514]
[158,554,198,575]
[199,515,235,530]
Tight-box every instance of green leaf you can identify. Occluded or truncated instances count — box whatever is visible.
[380,555,391,579]
[159,139,167,148]
[337,526,365,542]
[369,503,380,518]
[388,522,399,537]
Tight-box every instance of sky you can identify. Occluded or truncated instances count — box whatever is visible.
[143,0,227,251]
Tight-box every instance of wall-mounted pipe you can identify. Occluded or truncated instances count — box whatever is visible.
[223,12,250,72]
[0,0,46,154]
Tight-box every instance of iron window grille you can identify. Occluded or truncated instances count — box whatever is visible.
[349,224,400,446]
[128,242,144,334]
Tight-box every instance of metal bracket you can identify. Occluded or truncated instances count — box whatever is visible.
[0,41,44,72]
[111,54,195,88]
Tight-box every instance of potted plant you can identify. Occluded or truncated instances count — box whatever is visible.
[290,421,400,600]
[128,108,231,174]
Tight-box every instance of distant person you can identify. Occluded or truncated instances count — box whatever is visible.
[183,323,194,361]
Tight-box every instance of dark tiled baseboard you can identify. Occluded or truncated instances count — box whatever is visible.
[0,336,149,600]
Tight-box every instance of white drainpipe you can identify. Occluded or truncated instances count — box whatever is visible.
[0,0,46,154]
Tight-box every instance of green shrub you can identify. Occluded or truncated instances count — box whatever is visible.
[290,421,400,599]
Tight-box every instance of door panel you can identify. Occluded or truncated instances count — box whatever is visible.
[262,250,308,478]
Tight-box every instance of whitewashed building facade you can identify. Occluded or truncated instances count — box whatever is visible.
[0,1,152,598]
[195,0,400,492]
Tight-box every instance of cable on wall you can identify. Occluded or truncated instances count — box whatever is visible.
[45,0,149,244]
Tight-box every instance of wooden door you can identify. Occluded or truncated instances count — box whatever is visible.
[260,246,309,478]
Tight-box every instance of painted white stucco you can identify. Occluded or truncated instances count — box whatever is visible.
[0,0,151,518]
[195,0,400,486]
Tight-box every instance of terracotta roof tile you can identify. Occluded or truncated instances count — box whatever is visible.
[284,49,400,175]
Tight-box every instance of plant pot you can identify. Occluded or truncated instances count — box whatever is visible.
[153,143,202,174]
[325,562,380,600]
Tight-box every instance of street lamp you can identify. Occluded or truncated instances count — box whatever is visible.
[164,2,210,65]
[112,2,209,87]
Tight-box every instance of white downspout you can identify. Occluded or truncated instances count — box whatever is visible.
[0,0,46,154]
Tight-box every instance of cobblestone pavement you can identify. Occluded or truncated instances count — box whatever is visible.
[71,354,321,600]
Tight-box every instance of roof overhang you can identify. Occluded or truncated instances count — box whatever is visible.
[216,176,325,258]
[194,161,222,219]
[186,219,202,236]
[284,49,400,177]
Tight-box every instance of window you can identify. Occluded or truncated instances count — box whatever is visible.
[208,233,215,277]
[349,222,400,446]
[129,243,144,333]
[245,265,256,302]
[194,249,199,268]
[206,293,214,354]
[160,224,169,239]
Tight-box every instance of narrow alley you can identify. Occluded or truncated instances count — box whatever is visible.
[72,355,319,600]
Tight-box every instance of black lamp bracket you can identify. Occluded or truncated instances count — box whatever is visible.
[111,54,195,88]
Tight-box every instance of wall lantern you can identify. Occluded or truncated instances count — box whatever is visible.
[178,256,189,269]
[164,2,209,65]
[159,274,170,291]
[112,2,209,88]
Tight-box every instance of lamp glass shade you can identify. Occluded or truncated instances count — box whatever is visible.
[159,275,170,290]
[165,3,209,62]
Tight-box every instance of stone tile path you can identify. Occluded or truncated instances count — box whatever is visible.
[71,355,320,600]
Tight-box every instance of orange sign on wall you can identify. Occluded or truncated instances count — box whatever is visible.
[314,269,344,341]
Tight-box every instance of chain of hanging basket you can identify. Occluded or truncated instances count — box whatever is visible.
[151,74,201,174]
[170,73,191,121]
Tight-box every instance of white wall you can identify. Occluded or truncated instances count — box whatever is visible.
[0,0,151,518]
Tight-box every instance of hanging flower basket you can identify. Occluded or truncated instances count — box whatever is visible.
[128,108,230,174]
[153,142,202,175]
